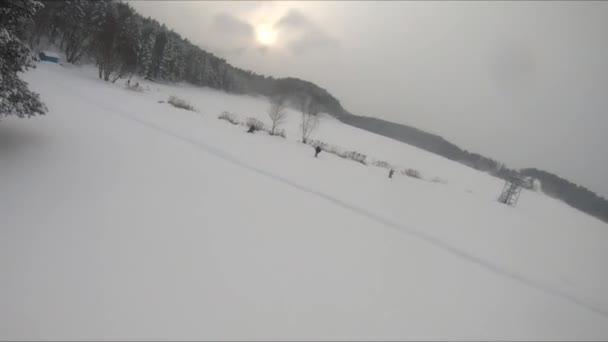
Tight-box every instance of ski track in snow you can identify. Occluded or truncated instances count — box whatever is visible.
[55,79,608,321]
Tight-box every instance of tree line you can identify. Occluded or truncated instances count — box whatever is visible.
[19,0,342,114]
[520,168,608,223]
[1,0,47,120]
[340,114,608,223]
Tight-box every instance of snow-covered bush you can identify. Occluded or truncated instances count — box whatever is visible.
[218,111,239,125]
[217,112,284,137]
[430,177,447,184]
[402,168,422,179]
[352,152,367,165]
[339,151,367,165]
[246,117,265,132]
[373,160,393,169]
[306,140,366,165]
[308,139,327,149]
[168,95,195,111]
[125,81,144,92]
[269,128,286,138]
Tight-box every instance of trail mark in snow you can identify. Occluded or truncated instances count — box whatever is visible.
[63,83,608,320]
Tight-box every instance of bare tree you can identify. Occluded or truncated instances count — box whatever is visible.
[298,95,319,143]
[266,95,287,135]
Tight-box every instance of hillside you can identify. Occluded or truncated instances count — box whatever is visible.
[21,0,608,224]
[1,61,608,340]
[335,112,608,224]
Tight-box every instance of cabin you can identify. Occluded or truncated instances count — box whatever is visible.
[39,51,60,63]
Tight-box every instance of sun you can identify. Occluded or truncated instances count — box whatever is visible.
[256,24,277,46]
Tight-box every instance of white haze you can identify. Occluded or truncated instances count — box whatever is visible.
[129,1,608,197]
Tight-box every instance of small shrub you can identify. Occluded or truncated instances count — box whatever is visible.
[350,152,367,165]
[430,177,447,184]
[269,128,286,138]
[168,95,195,111]
[245,117,265,132]
[402,168,422,179]
[218,111,239,125]
[306,140,366,165]
[308,139,327,149]
[125,82,144,92]
[340,150,366,165]
[373,160,393,169]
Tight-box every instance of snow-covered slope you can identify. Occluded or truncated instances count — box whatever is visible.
[1,62,608,340]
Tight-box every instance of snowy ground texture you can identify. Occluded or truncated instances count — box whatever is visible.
[2,62,608,340]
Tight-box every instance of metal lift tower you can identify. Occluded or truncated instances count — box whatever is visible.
[498,176,527,206]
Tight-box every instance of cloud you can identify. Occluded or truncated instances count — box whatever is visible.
[209,8,339,57]
[210,13,256,55]
[275,9,340,55]
[213,13,254,38]
[489,40,537,92]
[275,8,310,29]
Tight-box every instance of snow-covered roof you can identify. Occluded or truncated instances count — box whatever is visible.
[41,51,60,59]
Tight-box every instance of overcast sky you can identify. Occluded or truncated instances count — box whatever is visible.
[129,1,608,197]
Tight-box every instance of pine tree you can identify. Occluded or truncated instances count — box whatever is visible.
[24,0,61,49]
[89,0,112,79]
[160,37,174,81]
[190,52,204,85]
[111,3,140,82]
[138,28,154,78]
[182,48,197,84]
[172,45,185,81]
[200,54,218,87]
[149,29,167,80]
[0,0,47,120]
[91,1,138,83]
[62,0,92,64]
